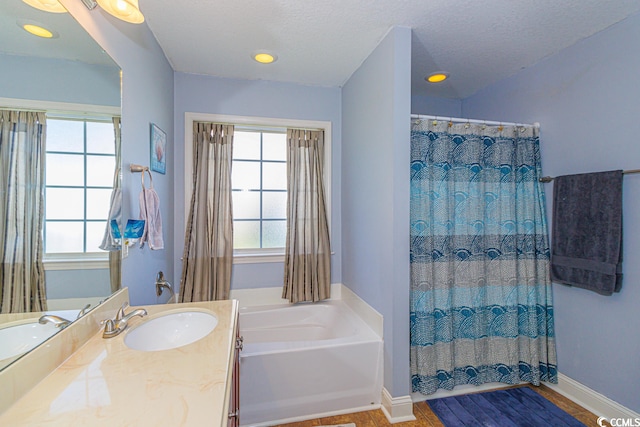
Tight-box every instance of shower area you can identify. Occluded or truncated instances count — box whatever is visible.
[409,115,557,396]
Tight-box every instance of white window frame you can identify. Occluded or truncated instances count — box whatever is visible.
[44,116,116,262]
[1,97,119,271]
[184,113,332,264]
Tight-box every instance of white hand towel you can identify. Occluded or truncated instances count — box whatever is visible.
[139,170,164,250]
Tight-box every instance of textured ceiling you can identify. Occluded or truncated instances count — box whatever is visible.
[142,0,640,99]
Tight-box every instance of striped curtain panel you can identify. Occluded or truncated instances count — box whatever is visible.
[180,123,234,302]
[109,117,122,293]
[0,110,47,313]
[282,129,331,303]
[410,120,557,395]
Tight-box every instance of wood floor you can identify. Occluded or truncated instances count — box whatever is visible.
[273,384,609,427]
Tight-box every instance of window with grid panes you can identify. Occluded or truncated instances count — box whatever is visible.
[44,118,115,257]
[232,129,287,250]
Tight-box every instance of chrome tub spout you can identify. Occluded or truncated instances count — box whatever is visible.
[39,314,72,329]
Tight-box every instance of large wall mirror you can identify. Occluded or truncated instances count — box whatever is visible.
[0,0,121,369]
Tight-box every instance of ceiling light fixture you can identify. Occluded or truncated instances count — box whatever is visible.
[253,51,277,64]
[96,0,144,24]
[21,0,67,13]
[20,21,58,38]
[426,72,449,83]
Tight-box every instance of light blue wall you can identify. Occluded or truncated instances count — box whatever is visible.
[342,26,412,397]
[62,1,176,306]
[463,13,640,412]
[173,73,342,291]
[45,270,111,299]
[0,53,120,107]
[411,95,462,118]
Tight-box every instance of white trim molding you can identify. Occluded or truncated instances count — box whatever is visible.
[547,373,640,421]
[381,387,416,424]
[43,258,109,271]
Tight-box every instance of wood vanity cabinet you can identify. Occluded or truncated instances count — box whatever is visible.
[228,312,242,427]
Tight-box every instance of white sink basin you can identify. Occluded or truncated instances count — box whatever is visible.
[124,310,218,352]
[0,321,59,361]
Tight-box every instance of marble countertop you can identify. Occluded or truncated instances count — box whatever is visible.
[0,299,239,426]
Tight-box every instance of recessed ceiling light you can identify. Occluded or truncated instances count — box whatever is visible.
[22,0,67,13]
[426,72,449,83]
[18,20,59,38]
[253,51,277,64]
[23,23,55,38]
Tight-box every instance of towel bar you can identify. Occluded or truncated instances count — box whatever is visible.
[539,168,640,182]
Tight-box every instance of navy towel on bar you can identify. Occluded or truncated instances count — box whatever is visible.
[550,170,623,295]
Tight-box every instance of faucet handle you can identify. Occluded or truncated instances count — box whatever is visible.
[115,302,129,321]
[101,319,118,338]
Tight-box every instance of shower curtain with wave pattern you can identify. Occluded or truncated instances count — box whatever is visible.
[410,120,557,395]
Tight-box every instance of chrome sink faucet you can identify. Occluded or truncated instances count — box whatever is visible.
[102,302,147,339]
[39,314,72,329]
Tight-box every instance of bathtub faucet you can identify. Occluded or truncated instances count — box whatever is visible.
[155,271,175,299]
[76,303,92,319]
[39,314,72,329]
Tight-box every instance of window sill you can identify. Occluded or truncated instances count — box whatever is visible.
[233,251,285,264]
[43,255,110,271]
[232,250,335,264]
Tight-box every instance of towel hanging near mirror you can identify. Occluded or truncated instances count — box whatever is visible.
[139,169,164,250]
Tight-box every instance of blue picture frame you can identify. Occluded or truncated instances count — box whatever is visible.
[150,123,166,174]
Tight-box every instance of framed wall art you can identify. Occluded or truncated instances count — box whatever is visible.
[150,123,166,174]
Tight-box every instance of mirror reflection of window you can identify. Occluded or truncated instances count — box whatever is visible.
[44,118,115,256]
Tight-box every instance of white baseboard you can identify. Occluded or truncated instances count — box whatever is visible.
[381,387,416,424]
[547,373,640,421]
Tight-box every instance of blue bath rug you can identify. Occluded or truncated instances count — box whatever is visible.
[426,386,587,426]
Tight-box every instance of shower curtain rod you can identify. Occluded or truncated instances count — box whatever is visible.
[539,169,640,183]
[411,113,539,128]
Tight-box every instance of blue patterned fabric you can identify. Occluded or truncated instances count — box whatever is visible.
[410,121,557,395]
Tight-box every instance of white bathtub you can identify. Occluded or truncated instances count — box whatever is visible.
[239,300,383,426]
